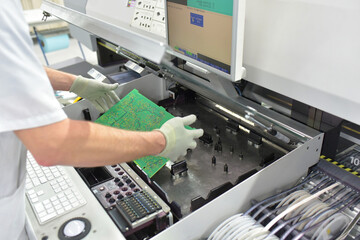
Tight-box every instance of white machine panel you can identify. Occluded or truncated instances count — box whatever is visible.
[86,0,136,26]
[243,0,360,125]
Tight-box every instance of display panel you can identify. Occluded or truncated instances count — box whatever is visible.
[167,0,245,81]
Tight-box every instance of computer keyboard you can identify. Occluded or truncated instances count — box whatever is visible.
[25,152,87,225]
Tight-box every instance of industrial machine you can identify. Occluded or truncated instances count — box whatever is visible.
[25,0,360,239]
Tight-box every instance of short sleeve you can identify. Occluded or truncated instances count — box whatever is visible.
[0,1,67,132]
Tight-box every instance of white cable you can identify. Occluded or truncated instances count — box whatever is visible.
[208,214,242,240]
[265,182,340,231]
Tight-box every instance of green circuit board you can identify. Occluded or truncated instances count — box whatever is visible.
[95,89,173,178]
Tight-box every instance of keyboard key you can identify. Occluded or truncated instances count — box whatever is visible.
[64,205,72,211]
[29,193,37,199]
[38,211,47,218]
[45,204,52,210]
[55,205,62,210]
[37,190,44,196]
[72,202,80,208]
[28,190,35,195]
[40,212,57,223]
[64,189,72,195]
[57,209,65,215]
[32,179,40,186]
[34,203,45,213]
[47,208,55,214]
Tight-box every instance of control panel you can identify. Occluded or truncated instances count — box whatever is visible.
[76,163,171,235]
[92,165,142,208]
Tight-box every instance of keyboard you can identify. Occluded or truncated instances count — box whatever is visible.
[25,152,87,225]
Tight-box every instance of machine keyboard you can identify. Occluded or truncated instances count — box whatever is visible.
[26,152,87,225]
[116,190,162,225]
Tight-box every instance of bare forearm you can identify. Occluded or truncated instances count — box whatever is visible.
[44,67,76,91]
[16,119,166,167]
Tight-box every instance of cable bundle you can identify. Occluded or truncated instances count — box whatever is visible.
[208,172,359,240]
[208,214,279,240]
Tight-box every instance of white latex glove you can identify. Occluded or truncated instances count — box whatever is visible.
[70,76,120,113]
[157,114,204,161]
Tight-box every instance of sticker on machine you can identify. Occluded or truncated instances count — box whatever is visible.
[190,13,204,27]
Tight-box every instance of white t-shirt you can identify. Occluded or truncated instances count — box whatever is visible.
[0,1,67,239]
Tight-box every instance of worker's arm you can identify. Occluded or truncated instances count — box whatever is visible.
[44,67,75,91]
[15,115,203,167]
[15,118,166,167]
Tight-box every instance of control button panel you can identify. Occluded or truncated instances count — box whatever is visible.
[92,165,141,209]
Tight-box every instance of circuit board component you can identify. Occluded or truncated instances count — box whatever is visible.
[95,89,173,177]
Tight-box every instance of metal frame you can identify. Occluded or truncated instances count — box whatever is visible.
[161,59,320,148]
[153,132,324,240]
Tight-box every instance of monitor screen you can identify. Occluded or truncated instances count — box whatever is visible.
[167,0,235,77]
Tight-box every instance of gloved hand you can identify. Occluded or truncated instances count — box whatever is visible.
[157,114,204,161]
[70,76,120,113]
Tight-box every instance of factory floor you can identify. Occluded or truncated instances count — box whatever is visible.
[32,37,98,67]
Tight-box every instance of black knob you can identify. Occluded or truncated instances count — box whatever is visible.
[129,183,136,188]
[114,190,120,195]
[105,193,112,198]
[109,198,115,204]
[111,165,117,168]
[224,164,228,173]
[125,179,132,184]
[117,182,124,187]
[212,156,216,166]
[117,195,124,200]
[114,178,120,183]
